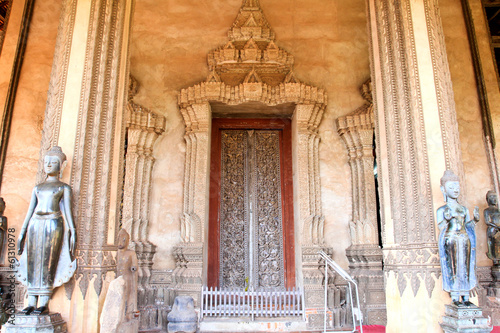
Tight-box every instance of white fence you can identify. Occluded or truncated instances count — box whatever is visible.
[201,286,304,320]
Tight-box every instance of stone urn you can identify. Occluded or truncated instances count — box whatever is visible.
[167,296,197,333]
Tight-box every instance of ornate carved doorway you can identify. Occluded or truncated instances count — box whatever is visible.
[208,118,295,290]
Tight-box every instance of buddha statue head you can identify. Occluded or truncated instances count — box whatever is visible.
[117,228,130,250]
[487,190,498,207]
[44,146,67,178]
[440,170,460,201]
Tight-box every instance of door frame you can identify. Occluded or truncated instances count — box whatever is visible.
[207,118,295,289]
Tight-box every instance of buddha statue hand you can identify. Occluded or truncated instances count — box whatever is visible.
[473,206,480,222]
[17,228,26,255]
[69,228,76,257]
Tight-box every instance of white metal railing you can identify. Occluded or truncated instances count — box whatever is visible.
[201,286,304,320]
[318,251,363,333]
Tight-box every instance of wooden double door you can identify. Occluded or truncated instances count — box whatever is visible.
[208,118,295,290]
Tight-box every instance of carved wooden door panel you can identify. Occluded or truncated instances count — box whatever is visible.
[208,119,295,290]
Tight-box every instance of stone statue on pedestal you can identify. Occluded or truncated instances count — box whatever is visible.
[16,146,77,315]
[438,171,492,333]
[437,170,478,306]
[100,229,139,333]
[484,190,500,265]
[484,190,500,300]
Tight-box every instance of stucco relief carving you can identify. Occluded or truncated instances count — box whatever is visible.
[336,79,386,325]
[55,0,132,299]
[175,0,328,310]
[177,0,327,250]
[123,76,166,242]
[424,0,465,186]
[37,0,78,184]
[383,246,440,298]
[336,79,377,247]
[368,0,465,300]
[123,75,166,329]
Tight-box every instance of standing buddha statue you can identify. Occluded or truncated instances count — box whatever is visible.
[16,146,77,315]
[437,170,478,306]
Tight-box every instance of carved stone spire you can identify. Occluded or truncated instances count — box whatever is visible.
[228,0,275,42]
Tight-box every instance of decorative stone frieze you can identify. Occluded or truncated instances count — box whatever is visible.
[336,79,377,247]
[70,0,131,300]
[336,79,386,325]
[176,0,330,324]
[367,0,466,330]
[177,0,327,250]
[33,0,135,330]
[122,76,165,330]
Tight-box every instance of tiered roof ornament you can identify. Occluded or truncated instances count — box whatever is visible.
[179,0,326,108]
[228,0,275,42]
[207,0,295,87]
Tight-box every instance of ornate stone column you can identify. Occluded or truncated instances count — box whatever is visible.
[173,102,210,303]
[367,0,465,331]
[336,79,386,325]
[122,76,165,329]
[34,0,135,331]
[293,103,331,317]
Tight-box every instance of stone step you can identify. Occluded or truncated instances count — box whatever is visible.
[200,318,309,332]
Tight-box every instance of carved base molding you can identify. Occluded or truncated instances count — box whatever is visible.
[130,241,159,330]
[172,243,203,306]
[346,244,386,325]
[134,270,174,333]
[74,249,116,298]
[301,245,357,330]
[383,245,441,297]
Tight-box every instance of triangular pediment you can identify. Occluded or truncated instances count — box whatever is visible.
[224,42,235,50]
[244,68,262,83]
[228,0,274,42]
[244,14,259,28]
[207,1,299,86]
[206,70,221,83]
[244,38,258,50]
[284,71,300,84]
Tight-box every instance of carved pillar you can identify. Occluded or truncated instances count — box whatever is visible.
[293,103,332,317]
[173,102,211,303]
[122,81,165,329]
[336,79,386,325]
[367,0,465,331]
[34,0,135,331]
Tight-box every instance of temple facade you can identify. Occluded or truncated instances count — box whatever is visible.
[0,0,499,332]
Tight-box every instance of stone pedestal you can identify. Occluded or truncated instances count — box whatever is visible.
[167,296,197,333]
[4,313,67,332]
[487,265,500,297]
[440,304,492,333]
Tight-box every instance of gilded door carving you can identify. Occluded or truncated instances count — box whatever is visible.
[219,129,285,290]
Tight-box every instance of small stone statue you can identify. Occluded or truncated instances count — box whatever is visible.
[100,229,139,333]
[116,228,138,321]
[167,296,197,333]
[484,190,500,265]
[16,146,77,315]
[437,170,478,306]
[0,198,7,263]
